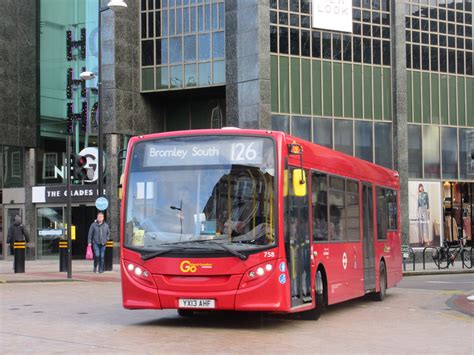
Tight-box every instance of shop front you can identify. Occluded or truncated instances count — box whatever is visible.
[408,180,473,249]
[33,185,105,259]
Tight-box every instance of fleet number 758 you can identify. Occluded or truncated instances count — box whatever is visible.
[264,251,275,258]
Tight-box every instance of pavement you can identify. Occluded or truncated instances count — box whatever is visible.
[0,259,121,283]
[0,256,472,283]
[1,273,472,353]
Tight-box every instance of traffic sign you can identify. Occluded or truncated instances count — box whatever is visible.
[95,197,109,211]
[401,244,410,259]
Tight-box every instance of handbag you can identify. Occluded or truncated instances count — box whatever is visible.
[85,244,93,260]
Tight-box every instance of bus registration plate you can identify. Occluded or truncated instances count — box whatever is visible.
[179,299,215,309]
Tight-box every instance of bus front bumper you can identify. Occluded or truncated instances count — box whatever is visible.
[122,265,289,312]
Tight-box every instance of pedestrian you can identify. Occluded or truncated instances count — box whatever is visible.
[87,212,110,273]
[7,215,29,269]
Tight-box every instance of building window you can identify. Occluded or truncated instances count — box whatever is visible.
[141,0,225,91]
[11,152,21,178]
[355,120,373,162]
[423,125,440,179]
[42,153,58,180]
[408,124,423,179]
[442,127,458,179]
[405,1,473,76]
[270,0,391,66]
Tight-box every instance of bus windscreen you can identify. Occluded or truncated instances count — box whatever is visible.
[124,136,276,255]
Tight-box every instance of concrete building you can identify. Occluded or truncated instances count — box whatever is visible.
[0,0,472,261]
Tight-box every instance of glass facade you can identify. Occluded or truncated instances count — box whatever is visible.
[270,0,393,169]
[405,0,474,181]
[140,0,225,91]
[39,0,99,185]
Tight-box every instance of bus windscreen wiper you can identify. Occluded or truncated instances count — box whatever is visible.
[141,246,200,261]
[198,240,248,260]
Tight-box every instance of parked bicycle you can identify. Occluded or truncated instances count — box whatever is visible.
[431,237,472,269]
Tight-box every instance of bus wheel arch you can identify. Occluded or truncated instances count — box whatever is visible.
[316,265,328,308]
[301,264,327,320]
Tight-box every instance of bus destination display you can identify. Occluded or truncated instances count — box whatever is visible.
[143,139,263,167]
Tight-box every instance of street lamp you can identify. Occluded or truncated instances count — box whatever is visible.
[81,0,128,200]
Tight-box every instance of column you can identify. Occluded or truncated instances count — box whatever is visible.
[105,133,120,263]
[226,0,271,129]
[391,0,409,245]
[24,148,36,260]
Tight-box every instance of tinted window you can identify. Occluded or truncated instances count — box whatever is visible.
[329,177,345,241]
[346,180,360,241]
[376,187,387,240]
[312,172,328,242]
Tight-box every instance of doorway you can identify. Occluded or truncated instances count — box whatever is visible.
[362,184,375,292]
[286,168,312,307]
[71,205,97,259]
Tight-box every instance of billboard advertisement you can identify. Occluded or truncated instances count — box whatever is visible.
[408,181,443,248]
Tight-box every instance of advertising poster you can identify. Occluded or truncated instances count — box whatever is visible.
[408,181,443,248]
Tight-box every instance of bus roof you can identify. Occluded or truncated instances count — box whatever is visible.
[129,128,399,189]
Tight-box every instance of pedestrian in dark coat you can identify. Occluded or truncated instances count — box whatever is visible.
[7,215,29,269]
[7,215,29,255]
[87,212,110,273]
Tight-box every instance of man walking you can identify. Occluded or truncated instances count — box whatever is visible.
[87,212,110,273]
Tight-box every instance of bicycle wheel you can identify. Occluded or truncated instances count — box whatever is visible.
[431,248,449,269]
[461,249,472,269]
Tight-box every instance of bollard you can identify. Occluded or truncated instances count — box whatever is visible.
[59,240,68,272]
[104,241,114,271]
[14,241,26,273]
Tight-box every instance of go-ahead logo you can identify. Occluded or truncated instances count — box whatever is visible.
[179,260,213,273]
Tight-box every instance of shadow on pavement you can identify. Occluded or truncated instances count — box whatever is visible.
[132,293,395,329]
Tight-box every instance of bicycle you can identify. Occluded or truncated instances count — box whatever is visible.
[431,237,472,269]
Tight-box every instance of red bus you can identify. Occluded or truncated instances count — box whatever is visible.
[120,129,402,318]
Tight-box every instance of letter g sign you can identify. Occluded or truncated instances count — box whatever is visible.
[180,260,197,273]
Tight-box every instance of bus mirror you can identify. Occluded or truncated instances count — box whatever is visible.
[283,170,289,197]
[118,174,124,200]
[292,169,307,197]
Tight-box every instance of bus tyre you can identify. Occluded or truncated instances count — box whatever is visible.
[177,309,194,317]
[302,269,325,320]
[373,262,386,302]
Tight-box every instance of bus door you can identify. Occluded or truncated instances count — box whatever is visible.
[362,184,375,291]
[286,168,312,307]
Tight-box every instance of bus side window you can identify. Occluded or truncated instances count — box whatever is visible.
[312,172,328,242]
[387,189,398,230]
[346,180,360,241]
[329,176,345,241]
[376,187,388,240]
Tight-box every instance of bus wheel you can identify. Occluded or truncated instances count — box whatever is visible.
[302,269,325,320]
[177,309,194,317]
[373,261,387,302]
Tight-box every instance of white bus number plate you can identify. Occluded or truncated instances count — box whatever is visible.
[179,299,215,309]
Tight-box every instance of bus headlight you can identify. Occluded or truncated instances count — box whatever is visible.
[123,260,155,288]
[240,261,277,289]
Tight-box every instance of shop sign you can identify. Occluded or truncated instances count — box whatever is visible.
[52,147,101,183]
[312,0,353,33]
[32,185,106,203]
